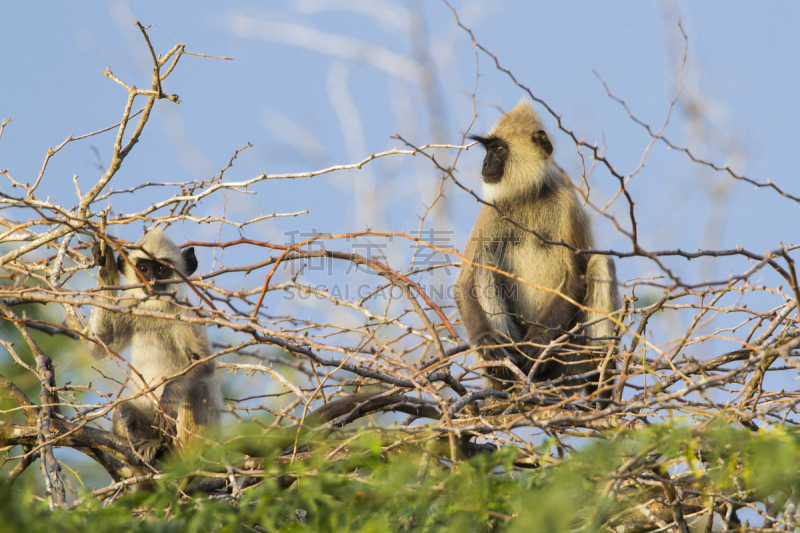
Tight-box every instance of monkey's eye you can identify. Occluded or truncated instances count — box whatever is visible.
[157,265,168,273]
[493,145,504,154]
[137,264,148,273]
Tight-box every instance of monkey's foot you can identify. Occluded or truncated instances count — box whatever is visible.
[135,439,169,465]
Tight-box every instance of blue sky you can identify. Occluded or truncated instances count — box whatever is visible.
[2,2,797,256]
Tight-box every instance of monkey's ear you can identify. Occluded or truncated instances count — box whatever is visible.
[182,247,198,275]
[532,130,553,158]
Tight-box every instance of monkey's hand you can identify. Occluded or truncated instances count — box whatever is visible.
[519,325,560,378]
[521,325,550,354]
[473,331,512,362]
[92,240,119,284]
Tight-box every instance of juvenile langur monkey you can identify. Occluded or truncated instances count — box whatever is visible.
[455,100,621,396]
[89,228,221,464]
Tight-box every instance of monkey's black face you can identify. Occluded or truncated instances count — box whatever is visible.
[469,134,508,184]
[120,246,197,291]
[133,259,175,287]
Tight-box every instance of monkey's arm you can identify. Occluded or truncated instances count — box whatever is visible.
[454,267,495,346]
[88,242,133,359]
[92,241,121,285]
[454,212,511,355]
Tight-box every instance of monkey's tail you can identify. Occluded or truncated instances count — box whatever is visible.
[583,255,622,400]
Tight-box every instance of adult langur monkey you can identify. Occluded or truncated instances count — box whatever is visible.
[454,100,621,396]
[88,228,222,466]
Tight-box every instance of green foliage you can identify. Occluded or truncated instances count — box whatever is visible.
[4,422,800,531]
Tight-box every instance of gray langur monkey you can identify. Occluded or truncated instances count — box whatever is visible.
[88,228,221,464]
[454,100,621,395]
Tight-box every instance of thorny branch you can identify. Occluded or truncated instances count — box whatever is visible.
[0,10,798,532]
